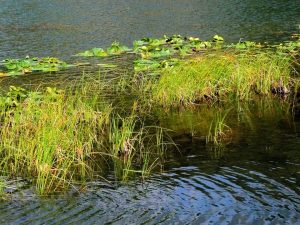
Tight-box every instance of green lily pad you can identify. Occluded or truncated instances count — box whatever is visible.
[213,35,224,42]
[134,59,161,72]
[76,48,108,57]
[107,41,130,55]
[1,57,69,76]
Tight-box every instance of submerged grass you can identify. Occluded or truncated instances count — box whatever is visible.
[152,51,294,107]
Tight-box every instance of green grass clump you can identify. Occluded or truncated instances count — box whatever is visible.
[0,83,171,195]
[109,102,168,181]
[206,110,232,146]
[0,178,4,198]
[152,51,293,107]
[0,86,111,195]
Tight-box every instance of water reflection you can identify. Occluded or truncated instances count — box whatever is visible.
[0,98,300,224]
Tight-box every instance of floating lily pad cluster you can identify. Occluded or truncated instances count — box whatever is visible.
[76,41,130,57]
[1,31,298,78]
[0,57,70,76]
[274,40,300,54]
[133,58,180,73]
[74,34,227,73]
[133,34,224,58]
[226,41,262,49]
[132,34,225,72]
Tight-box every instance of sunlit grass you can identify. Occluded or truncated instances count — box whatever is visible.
[109,102,170,181]
[0,86,111,195]
[153,51,293,107]
[0,83,172,195]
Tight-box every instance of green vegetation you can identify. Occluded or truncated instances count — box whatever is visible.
[0,84,170,195]
[152,51,295,107]
[76,48,108,57]
[0,85,110,194]
[0,57,71,76]
[0,178,4,199]
[206,110,232,146]
[76,41,130,57]
[0,31,299,196]
[109,104,167,181]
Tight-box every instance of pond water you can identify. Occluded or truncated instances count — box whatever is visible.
[0,1,300,224]
[1,101,300,224]
[0,0,299,60]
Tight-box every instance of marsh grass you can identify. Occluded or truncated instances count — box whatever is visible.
[0,86,112,195]
[0,178,4,198]
[206,110,232,146]
[0,81,173,194]
[207,146,228,160]
[153,51,293,107]
[109,102,169,181]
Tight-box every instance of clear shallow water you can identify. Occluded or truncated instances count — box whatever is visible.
[0,0,299,60]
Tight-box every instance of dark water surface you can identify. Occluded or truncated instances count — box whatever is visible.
[1,102,300,224]
[0,0,299,60]
[1,1,300,224]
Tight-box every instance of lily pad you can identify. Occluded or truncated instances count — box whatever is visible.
[76,48,108,57]
[1,57,69,76]
[107,41,130,55]
[213,35,224,42]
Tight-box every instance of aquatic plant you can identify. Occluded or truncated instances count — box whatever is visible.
[152,51,293,107]
[107,41,130,55]
[0,178,4,199]
[0,32,299,196]
[0,80,174,194]
[134,59,161,72]
[206,110,232,146]
[134,58,180,73]
[76,48,108,57]
[226,40,262,49]
[76,42,130,57]
[0,85,112,195]
[109,102,168,181]
[0,57,70,76]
